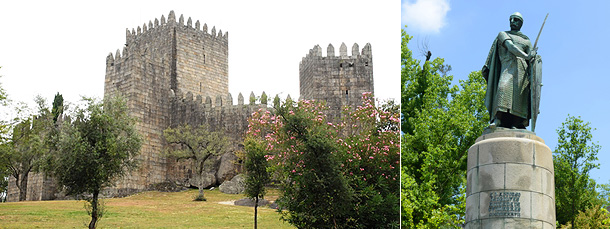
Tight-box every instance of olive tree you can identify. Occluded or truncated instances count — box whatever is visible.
[163,124,230,201]
[46,96,142,229]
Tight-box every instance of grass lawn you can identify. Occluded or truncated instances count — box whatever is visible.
[0,189,294,228]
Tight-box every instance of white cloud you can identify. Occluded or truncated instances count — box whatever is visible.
[402,0,450,33]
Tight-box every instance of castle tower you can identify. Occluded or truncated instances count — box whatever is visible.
[299,43,374,121]
[104,10,229,194]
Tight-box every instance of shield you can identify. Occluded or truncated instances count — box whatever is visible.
[530,55,542,132]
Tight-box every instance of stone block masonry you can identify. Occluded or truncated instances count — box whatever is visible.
[165,90,267,184]
[299,43,374,122]
[103,10,236,195]
[465,129,556,229]
[7,173,58,201]
[7,10,376,201]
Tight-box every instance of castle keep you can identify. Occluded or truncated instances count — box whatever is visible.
[103,10,265,195]
[299,43,373,121]
[6,11,374,201]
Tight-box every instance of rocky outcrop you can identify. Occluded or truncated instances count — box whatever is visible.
[234,198,271,207]
[216,152,239,184]
[189,171,217,189]
[219,174,245,194]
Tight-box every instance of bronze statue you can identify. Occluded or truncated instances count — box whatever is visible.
[482,12,543,131]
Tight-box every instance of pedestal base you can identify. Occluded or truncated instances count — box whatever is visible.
[465,128,556,229]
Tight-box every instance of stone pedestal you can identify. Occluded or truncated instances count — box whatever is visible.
[465,129,556,229]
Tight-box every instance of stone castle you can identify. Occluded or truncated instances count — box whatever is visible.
[6,11,374,201]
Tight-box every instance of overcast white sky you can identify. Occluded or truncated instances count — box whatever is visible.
[0,0,399,112]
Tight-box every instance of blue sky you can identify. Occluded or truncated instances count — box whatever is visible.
[402,0,610,184]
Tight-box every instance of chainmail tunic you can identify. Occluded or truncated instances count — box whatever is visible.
[494,33,531,119]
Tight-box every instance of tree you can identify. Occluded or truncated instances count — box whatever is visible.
[560,205,610,229]
[401,27,488,228]
[51,92,63,123]
[0,68,7,202]
[163,124,230,201]
[0,67,6,107]
[0,96,52,201]
[0,144,9,202]
[246,93,400,228]
[243,138,271,229]
[45,96,142,229]
[260,91,268,105]
[276,100,354,228]
[0,70,7,201]
[554,115,602,227]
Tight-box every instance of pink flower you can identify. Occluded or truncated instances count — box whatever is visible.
[360,168,364,171]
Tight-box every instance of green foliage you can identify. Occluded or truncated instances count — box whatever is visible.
[273,95,281,108]
[260,92,268,105]
[46,96,142,228]
[193,194,206,201]
[246,93,400,228]
[275,100,354,228]
[163,124,230,201]
[0,67,7,105]
[0,96,53,201]
[554,115,602,227]
[560,205,610,229]
[244,138,270,201]
[250,94,256,105]
[0,144,9,202]
[596,183,610,208]
[401,27,488,228]
[244,138,271,229]
[51,92,63,123]
[0,70,8,201]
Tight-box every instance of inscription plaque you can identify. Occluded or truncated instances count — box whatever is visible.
[488,192,521,217]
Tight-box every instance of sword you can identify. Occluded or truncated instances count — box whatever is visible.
[530,13,548,132]
[533,13,549,51]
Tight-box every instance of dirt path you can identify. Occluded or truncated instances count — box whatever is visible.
[218,200,236,205]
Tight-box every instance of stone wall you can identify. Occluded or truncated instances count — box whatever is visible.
[6,11,376,201]
[174,14,228,100]
[165,91,269,186]
[102,11,231,195]
[299,43,374,121]
[7,173,57,202]
[104,12,175,195]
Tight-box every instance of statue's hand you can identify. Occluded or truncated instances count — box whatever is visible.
[527,50,537,61]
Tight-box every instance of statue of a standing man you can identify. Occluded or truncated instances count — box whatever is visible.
[482,12,538,129]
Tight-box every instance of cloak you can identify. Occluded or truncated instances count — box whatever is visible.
[482,31,532,123]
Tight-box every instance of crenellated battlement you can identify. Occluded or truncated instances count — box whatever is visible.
[169,90,283,109]
[106,10,229,103]
[301,42,372,63]
[299,42,374,122]
[12,10,377,202]
[124,10,228,44]
[102,10,231,196]
[106,11,229,72]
